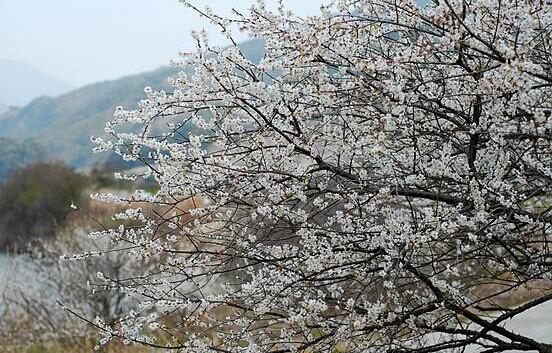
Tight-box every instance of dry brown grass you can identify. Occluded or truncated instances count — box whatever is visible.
[3,339,158,353]
[472,276,552,310]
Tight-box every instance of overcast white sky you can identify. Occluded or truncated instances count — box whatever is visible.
[0,0,325,87]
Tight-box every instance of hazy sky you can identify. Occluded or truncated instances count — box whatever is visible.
[0,0,325,87]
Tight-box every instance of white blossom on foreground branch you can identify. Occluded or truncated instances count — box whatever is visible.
[90,0,552,352]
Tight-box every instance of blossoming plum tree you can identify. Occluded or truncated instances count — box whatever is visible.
[90,0,552,352]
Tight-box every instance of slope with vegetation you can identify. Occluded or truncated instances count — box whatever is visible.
[0,39,265,169]
[0,67,176,168]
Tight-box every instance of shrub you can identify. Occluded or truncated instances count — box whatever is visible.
[0,162,88,250]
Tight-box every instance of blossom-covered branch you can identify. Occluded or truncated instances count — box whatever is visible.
[89,1,552,352]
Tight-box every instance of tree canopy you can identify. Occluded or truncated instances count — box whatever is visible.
[89,1,552,352]
[0,162,87,250]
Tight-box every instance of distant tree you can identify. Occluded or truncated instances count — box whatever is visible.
[0,229,142,347]
[89,1,552,352]
[0,162,87,250]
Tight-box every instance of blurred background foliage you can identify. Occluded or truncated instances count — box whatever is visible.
[0,162,87,250]
[0,137,46,181]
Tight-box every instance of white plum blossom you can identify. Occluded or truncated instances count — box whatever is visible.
[89,1,552,353]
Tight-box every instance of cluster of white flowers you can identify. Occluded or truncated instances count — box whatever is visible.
[87,1,552,352]
[0,228,147,345]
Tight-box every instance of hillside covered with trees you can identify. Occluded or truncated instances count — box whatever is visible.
[0,39,264,169]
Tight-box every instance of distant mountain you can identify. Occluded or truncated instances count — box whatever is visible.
[0,39,265,169]
[0,58,73,107]
[0,66,177,168]
[0,103,7,115]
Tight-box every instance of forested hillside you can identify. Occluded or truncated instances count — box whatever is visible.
[0,39,265,168]
[0,67,176,167]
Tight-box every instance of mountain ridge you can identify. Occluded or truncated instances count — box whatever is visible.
[0,57,73,107]
[0,39,265,169]
[0,66,177,168]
